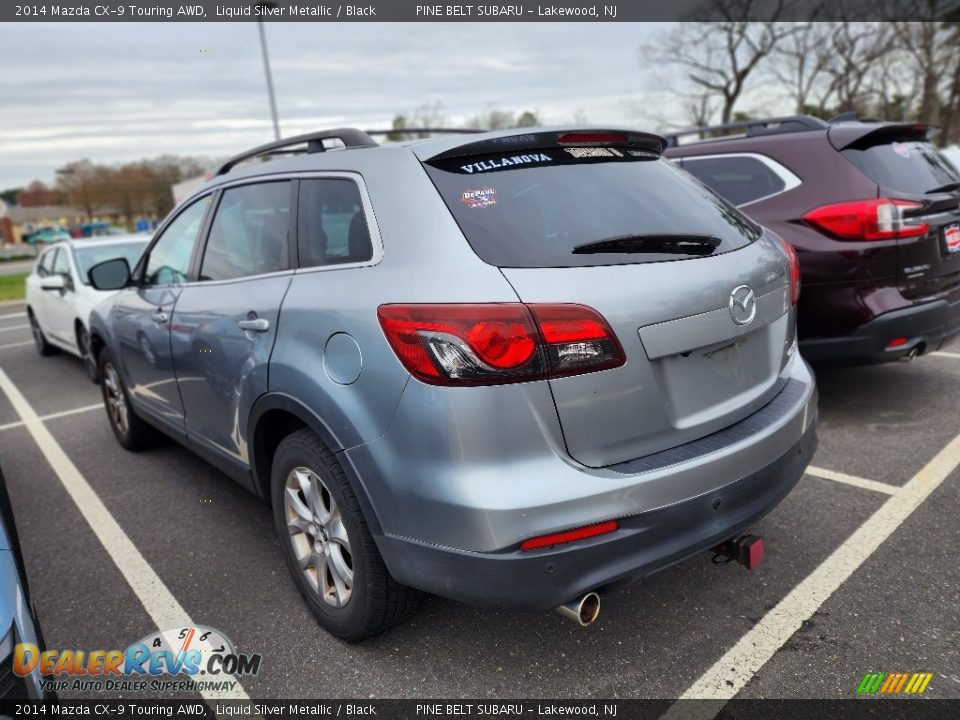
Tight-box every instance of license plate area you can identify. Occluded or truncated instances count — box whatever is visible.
[944,223,960,255]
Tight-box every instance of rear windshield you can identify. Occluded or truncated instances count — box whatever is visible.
[842,140,960,194]
[424,149,760,268]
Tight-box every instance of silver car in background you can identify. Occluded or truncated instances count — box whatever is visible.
[87,127,818,641]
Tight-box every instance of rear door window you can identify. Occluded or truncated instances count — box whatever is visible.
[424,150,760,268]
[200,182,292,281]
[842,140,960,194]
[681,155,789,206]
[297,178,374,268]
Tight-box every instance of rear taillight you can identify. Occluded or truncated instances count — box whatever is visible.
[528,304,625,377]
[803,199,929,241]
[377,303,625,386]
[782,240,801,305]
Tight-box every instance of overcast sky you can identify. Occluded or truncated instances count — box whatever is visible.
[0,22,784,190]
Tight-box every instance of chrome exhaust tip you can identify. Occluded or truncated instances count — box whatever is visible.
[898,347,921,363]
[555,592,600,627]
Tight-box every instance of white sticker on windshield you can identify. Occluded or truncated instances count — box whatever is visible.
[461,187,497,209]
[892,142,913,158]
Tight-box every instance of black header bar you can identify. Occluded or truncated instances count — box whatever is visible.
[4,0,960,22]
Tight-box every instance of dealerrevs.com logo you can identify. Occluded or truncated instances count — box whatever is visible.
[14,625,260,694]
[857,672,933,695]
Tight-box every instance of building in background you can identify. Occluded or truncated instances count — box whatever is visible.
[0,200,12,245]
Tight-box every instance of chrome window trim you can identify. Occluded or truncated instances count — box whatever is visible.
[138,192,215,289]
[179,171,383,284]
[291,171,384,275]
[676,152,802,208]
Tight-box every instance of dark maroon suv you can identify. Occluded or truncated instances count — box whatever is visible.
[665,115,960,365]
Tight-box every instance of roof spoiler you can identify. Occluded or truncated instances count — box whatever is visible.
[827,121,934,151]
[425,128,667,161]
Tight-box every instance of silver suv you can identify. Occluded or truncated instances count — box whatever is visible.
[87,127,818,641]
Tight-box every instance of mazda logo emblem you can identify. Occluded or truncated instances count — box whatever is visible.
[729,285,757,326]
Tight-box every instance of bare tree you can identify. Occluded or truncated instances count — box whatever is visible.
[515,110,540,127]
[410,101,446,137]
[685,94,722,127]
[54,160,102,221]
[943,21,960,144]
[818,22,895,116]
[892,17,942,125]
[465,108,540,130]
[770,21,833,114]
[646,0,795,124]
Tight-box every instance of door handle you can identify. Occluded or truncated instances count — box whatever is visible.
[151,311,169,324]
[238,318,270,333]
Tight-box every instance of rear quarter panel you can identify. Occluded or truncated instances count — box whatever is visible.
[268,150,526,451]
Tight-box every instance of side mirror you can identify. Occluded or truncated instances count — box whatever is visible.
[39,275,66,292]
[88,258,131,291]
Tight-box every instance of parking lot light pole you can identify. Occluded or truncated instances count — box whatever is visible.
[257,6,281,141]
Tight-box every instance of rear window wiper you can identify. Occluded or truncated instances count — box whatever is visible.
[572,234,722,255]
[925,181,960,194]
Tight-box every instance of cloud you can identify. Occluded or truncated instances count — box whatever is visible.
[1,21,676,188]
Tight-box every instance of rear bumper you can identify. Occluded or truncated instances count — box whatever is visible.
[800,296,960,365]
[378,422,817,611]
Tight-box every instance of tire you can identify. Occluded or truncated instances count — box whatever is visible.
[271,429,419,641]
[98,348,157,451]
[28,309,57,357]
[78,325,99,383]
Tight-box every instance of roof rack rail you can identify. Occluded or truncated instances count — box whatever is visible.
[215,128,378,176]
[663,115,828,147]
[828,111,884,124]
[365,127,485,137]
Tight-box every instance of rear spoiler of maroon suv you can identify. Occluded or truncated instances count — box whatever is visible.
[418,128,667,162]
[827,121,932,151]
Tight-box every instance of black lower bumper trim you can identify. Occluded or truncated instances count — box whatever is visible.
[376,423,818,611]
[800,297,960,365]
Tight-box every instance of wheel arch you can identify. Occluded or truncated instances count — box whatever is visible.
[247,393,384,535]
[88,327,107,365]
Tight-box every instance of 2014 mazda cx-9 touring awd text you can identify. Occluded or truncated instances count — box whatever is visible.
[86,127,818,640]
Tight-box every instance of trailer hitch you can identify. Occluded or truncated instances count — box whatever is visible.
[711,534,764,570]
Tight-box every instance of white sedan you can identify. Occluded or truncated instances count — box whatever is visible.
[25,235,149,382]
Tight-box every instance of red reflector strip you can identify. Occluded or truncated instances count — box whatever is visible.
[519,520,619,551]
[886,337,909,349]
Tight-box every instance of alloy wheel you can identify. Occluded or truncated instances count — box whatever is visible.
[284,466,354,608]
[102,362,129,436]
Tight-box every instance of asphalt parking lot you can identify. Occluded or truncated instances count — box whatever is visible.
[1,297,958,705]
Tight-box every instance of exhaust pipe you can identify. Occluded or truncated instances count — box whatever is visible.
[555,592,601,627]
[898,346,921,363]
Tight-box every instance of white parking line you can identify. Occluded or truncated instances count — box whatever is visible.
[0,368,250,702]
[805,466,899,496]
[660,431,960,719]
[41,403,104,421]
[0,403,104,433]
[931,351,960,360]
[0,312,26,320]
[0,340,33,351]
[0,324,28,333]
